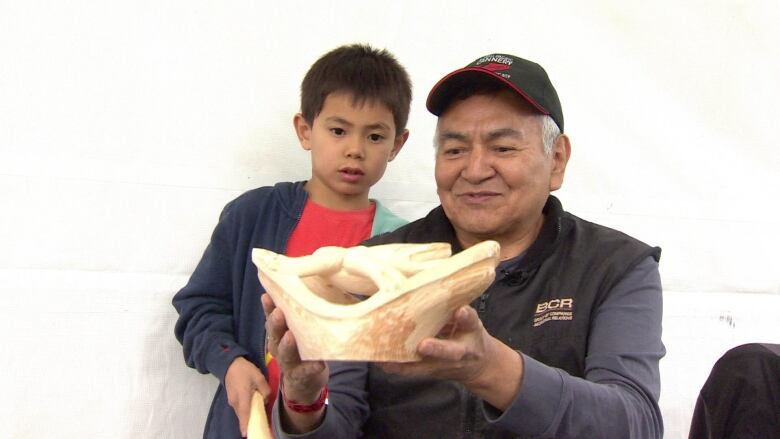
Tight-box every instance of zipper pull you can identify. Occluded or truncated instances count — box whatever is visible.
[478,293,489,314]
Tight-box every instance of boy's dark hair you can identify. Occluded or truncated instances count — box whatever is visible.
[300,44,412,135]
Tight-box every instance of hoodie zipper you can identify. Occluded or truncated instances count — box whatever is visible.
[262,189,307,372]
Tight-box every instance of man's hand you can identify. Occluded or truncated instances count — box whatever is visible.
[225,356,271,438]
[261,293,329,432]
[379,305,524,410]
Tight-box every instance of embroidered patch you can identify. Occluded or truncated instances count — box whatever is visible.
[533,298,574,327]
[476,55,514,79]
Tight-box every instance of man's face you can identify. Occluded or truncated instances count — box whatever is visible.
[434,91,568,245]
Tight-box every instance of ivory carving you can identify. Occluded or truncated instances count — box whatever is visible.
[247,391,271,439]
[252,240,500,362]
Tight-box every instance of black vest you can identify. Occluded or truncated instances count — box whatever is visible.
[362,196,661,438]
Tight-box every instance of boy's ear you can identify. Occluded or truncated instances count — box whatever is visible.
[388,129,409,162]
[293,113,313,151]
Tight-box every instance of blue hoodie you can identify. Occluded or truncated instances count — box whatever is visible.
[172,181,406,438]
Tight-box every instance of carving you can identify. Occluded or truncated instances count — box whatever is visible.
[247,391,271,439]
[253,241,500,362]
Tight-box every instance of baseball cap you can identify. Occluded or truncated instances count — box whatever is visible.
[426,53,564,132]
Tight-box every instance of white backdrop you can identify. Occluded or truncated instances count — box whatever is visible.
[1,1,779,438]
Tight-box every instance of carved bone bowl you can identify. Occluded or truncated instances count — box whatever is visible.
[252,240,500,362]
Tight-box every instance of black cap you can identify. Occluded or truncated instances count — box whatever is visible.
[426,53,564,132]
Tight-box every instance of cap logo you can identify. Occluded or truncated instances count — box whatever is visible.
[482,62,510,72]
[475,55,513,79]
[476,54,513,66]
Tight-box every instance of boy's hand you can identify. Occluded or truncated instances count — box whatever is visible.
[262,293,329,432]
[225,357,271,438]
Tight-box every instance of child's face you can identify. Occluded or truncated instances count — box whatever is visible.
[295,91,408,210]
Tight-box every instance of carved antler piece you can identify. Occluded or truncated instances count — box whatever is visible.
[252,241,500,362]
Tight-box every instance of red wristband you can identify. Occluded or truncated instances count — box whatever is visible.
[281,381,328,413]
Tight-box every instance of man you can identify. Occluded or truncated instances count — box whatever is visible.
[263,53,665,438]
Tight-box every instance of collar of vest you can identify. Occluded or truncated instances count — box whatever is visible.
[520,195,569,272]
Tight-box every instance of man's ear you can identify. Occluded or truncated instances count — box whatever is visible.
[549,134,571,191]
[293,113,312,151]
[388,129,409,162]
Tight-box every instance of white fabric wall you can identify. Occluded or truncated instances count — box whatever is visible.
[1,1,778,438]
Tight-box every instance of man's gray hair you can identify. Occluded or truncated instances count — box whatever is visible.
[540,115,561,156]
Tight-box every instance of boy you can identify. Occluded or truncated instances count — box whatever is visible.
[173,44,412,438]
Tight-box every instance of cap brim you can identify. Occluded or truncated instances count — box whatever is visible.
[425,67,550,117]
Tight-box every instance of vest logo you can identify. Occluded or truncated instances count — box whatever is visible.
[533,297,574,327]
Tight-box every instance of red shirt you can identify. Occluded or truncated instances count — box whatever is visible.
[285,200,376,257]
